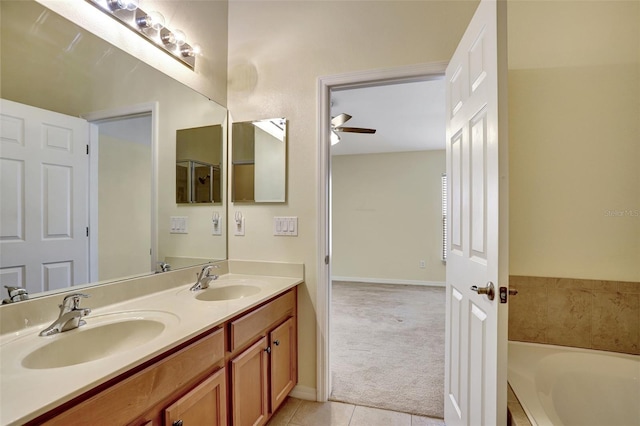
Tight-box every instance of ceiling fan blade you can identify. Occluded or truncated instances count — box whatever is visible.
[331,113,352,128]
[335,127,376,134]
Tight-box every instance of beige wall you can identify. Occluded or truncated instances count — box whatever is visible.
[227,0,479,394]
[332,151,446,284]
[508,0,640,282]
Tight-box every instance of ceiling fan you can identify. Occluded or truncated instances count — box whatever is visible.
[331,113,376,145]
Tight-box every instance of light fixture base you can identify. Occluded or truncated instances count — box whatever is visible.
[87,0,196,69]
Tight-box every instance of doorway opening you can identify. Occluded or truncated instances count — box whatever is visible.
[317,63,448,418]
[83,103,157,283]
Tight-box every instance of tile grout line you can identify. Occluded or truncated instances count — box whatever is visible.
[347,403,356,425]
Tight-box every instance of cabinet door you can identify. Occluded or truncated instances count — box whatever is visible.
[232,337,269,426]
[164,367,227,426]
[270,317,296,412]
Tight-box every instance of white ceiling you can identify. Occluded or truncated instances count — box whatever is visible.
[330,79,446,156]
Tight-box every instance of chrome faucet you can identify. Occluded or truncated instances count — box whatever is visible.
[39,293,91,337]
[156,261,171,273]
[190,264,220,291]
[3,286,29,304]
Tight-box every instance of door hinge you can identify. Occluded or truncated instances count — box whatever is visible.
[86,227,89,237]
[86,144,89,155]
[324,255,329,265]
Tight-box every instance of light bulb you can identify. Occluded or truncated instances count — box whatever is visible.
[124,0,138,11]
[148,11,165,30]
[181,43,201,58]
[331,131,341,145]
[108,0,138,11]
[173,30,186,46]
[161,31,176,45]
[136,11,164,29]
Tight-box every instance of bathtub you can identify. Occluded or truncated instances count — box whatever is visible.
[508,341,640,426]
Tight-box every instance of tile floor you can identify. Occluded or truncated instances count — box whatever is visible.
[266,397,446,426]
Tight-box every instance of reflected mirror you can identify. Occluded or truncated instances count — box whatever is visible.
[0,1,227,299]
[232,118,287,203]
[176,125,223,204]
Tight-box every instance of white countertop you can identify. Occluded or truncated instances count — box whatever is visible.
[0,269,302,425]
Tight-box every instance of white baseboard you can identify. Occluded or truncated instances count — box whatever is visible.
[332,276,445,287]
[290,384,317,401]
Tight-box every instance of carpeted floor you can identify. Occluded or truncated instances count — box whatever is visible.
[330,281,446,419]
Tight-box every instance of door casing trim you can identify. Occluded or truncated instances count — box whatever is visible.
[316,62,448,401]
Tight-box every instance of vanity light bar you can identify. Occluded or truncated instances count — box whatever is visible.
[86,0,198,69]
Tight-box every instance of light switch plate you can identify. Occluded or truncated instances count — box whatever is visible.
[274,216,298,236]
[170,216,188,234]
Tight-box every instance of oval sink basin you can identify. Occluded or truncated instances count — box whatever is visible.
[195,285,261,302]
[22,312,175,369]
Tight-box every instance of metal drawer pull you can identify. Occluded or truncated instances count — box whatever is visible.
[274,340,280,346]
[471,282,495,301]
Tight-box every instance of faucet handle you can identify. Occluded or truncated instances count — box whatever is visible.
[61,293,90,310]
[205,264,220,277]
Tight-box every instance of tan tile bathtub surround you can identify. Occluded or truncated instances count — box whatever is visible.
[508,275,640,355]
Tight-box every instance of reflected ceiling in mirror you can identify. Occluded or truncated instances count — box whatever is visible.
[232,118,287,203]
[0,0,227,299]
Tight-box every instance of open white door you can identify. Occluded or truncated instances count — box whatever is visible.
[444,0,509,425]
[0,99,89,294]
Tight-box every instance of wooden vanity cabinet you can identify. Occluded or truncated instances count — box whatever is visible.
[38,327,226,426]
[30,286,298,426]
[231,336,269,426]
[229,287,298,426]
[163,367,227,426]
[269,316,296,411]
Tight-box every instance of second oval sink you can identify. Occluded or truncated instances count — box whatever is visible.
[195,285,261,302]
[22,311,176,369]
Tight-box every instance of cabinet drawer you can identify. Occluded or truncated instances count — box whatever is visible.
[43,327,225,426]
[230,289,295,352]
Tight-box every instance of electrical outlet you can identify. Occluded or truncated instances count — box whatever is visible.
[419,260,426,268]
[212,217,222,236]
[234,217,245,236]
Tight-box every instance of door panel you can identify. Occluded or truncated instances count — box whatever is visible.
[0,158,23,240]
[231,337,268,426]
[0,98,89,293]
[43,163,73,238]
[164,368,227,426]
[444,0,508,425]
[270,317,296,412]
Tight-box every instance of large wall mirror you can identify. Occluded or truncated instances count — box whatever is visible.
[232,118,287,203]
[0,1,227,299]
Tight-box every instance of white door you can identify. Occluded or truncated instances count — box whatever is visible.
[444,0,509,425]
[0,99,89,294]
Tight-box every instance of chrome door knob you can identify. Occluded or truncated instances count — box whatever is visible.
[471,281,495,301]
